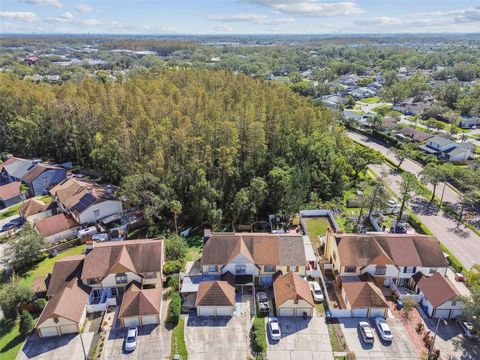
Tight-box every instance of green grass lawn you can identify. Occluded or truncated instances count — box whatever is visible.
[359,97,380,104]
[185,246,201,262]
[18,244,85,288]
[303,217,330,248]
[170,318,187,359]
[0,319,23,360]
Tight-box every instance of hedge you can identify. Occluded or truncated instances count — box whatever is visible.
[167,292,181,325]
[251,317,267,356]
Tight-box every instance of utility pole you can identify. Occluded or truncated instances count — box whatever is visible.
[428,317,444,359]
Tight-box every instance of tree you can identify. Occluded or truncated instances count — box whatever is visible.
[4,225,45,272]
[164,234,187,261]
[367,114,383,131]
[19,310,34,337]
[392,144,415,169]
[398,172,418,222]
[349,146,382,180]
[170,200,182,234]
[460,287,480,335]
[367,177,390,218]
[402,298,416,322]
[419,163,444,203]
[0,282,34,319]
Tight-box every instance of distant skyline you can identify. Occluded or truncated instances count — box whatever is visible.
[1,1,480,34]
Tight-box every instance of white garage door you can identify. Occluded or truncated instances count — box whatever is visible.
[433,309,451,318]
[295,308,312,317]
[279,308,295,317]
[198,307,215,317]
[40,326,59,337]
[369,308,386,318]
[123,317,141,328]
[351,309,369,318]
[60,324,78,334]
[450,309,463,318]
[141,315,159,325]
[216,307,232,317]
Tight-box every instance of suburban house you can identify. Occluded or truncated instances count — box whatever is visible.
[396,127,432,143]
[50,178,123,225]
[318,94,346,109]
[19,198,53,223]
[459,116,479,129]
[341,281,389,318]
[0,156,67,195]
[34,213,79,242]
[392,98,431,116]
[195,280,236,317]
[36,239,164,337]
[323,232,449,317]
[414,272,464,319]
[273,271,314,317]
[419,136,474,162]
[0,181,23,208]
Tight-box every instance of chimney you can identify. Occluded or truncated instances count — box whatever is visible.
[204,228,212,245]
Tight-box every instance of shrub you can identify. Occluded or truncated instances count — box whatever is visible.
[416,322,425,334]
[166,276,179,291]
[0,282,34,319]
[251,317,267,354]
[167,292,181,325]
[164,235,187,261]
[19,310,34,337]
[163,260,185,275]
[34,298,47,311]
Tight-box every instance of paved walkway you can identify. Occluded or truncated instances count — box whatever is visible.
[369,162,480,269]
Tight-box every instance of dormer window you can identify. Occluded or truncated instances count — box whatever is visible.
[265,265,275,272]
[235,264,246,274]
[115,273,128,284]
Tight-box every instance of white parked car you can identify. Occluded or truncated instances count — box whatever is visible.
[309,281,324,302]
[375,318,393,341]
[358,321,375,344]
[458,319,477,340]
[124,327,138,352]
[268,317,281,341]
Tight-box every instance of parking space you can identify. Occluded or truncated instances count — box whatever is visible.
[339,318,418,360]
[101,324,171,360]
[267,317,333,360]
[17,332,94,360]
[422,318,480,360]
[185,315,249,360]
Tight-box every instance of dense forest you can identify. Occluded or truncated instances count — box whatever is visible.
[0,70,367,232]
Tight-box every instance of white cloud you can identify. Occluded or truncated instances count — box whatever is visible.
[75,4,92,13]
[242,0,364,17]
[59,11,74,20]
[213,24,234,32]
[46,12,100,27]
[0,11,38,22]
[19,0,63,8]
[206,13,294,25]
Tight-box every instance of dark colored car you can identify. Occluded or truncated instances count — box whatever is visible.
[257,292,270,314]
[1,217,23,232]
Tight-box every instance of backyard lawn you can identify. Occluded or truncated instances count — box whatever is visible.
[359,97,380,104]
[303,217,331,249]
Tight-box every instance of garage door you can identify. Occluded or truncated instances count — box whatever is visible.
[216,307,232,317]
[198,307,215,317]
[40,326,59,337]
[279,308,294,317]
[450,309,463,318]
[351,309,369,317]
[60,324,78,334]
[123,317,141,328]
[295,308,312,317]
[369,308,386,318]
[141,315,159,325]
[433,309,451,318]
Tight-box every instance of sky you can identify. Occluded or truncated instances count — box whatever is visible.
[1,0,480,34]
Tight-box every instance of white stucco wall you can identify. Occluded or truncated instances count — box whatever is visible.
[77,199,123,225]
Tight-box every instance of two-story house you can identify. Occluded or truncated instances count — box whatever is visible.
[419,136,474,162]
[36,239,164,337]
[50,178,123,225]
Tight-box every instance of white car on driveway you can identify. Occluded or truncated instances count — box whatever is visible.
[375,318,393,341]
[457,319,477,340]
[309,281,324,302]
[124,327,138,352]
[268,317,281,341]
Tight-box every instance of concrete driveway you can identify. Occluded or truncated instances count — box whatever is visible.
[266,317,333,360]
[101,324,170,360]
[185,315,249,360]
[17,332,94,360]
[339,318,418,360]
[422,318,480,360]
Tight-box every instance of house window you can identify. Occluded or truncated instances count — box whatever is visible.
[208,265,217,273]
[451,300,457,306]
[294,299,299,304]
[93,209,101,218]
[429,268,436,274]
[344,266,356,273]
[289,266,297,272]
[87,278,98,285]
[111,288,117,296]
[265,265,275,272]
[53,317,59,323]
[145,272,156,279]
[115,273,128,284]
[235,264,247,274]
[375,266,387,275]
